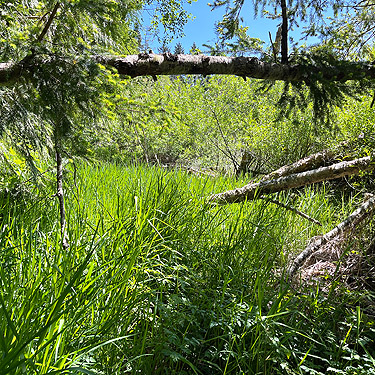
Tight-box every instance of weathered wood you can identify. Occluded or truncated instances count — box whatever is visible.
[260,149,335,181]
[209,154,375,204]
[287,194,375,277]
[2,53,375,85]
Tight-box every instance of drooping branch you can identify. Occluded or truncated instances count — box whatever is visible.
[209,154,375,204]
[2,53,375,86]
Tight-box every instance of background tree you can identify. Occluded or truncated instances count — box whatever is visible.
[189,41,201,54]
[158,40,171,53]
[174,41,185,54]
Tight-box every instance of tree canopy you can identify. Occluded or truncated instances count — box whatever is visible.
[1,0,375,130]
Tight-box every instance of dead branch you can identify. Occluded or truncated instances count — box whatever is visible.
[260,149,335,182]
[287,194,375,277]
[36,2,60,43]
[259,195,322,226]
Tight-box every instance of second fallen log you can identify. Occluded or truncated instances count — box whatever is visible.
[209,154,375,204]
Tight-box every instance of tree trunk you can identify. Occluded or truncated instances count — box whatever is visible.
[209,154,375,204]
[55,134,69,250]
[3,54,375,86]
[280,0,288,64]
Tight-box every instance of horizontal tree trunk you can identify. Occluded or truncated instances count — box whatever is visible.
[209,154,375,204]
[2,53,375,85]
[287,194,375,277]
[260,149,335,182]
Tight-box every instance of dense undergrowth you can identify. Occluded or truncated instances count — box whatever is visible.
[91,76,375,172]
[0,163,374,374]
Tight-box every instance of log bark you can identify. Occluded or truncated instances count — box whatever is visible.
[2,53,375,85]
[287,194,375,277]
[209,154,375,204]
[260,149,335,181]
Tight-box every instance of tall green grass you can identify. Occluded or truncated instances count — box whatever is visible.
[0,163,374,374]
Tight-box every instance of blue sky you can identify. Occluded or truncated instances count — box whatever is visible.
[172,1,278,51]
[142,0,317,54]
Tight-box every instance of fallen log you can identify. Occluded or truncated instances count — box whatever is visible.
[3,53,375,86]
[260,149,335,182]
[209,154,375,204]
[287,194,375,277]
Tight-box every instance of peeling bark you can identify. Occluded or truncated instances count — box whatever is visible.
[287,194,375,277]
[2,53,375,86]
[209,154,375,204]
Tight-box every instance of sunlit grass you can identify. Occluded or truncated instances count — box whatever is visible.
[0,163,374,374]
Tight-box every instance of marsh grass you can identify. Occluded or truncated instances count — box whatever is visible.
[0,163,374,374]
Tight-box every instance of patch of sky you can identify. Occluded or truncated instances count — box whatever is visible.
[140,0,324,54]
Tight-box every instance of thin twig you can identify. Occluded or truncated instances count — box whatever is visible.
[260,195,322,226]
[209,106,240,173]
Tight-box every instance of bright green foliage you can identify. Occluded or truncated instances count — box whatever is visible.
[0,1,140,59]
[97,75,375,172]
[0,0,136,162]
[0,163,374,374]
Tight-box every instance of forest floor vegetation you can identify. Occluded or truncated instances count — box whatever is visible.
[0,162,374,374]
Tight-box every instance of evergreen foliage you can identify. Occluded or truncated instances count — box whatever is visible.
[174,41,185,54]
[207,0,375,123]
[0,0,190,158]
